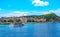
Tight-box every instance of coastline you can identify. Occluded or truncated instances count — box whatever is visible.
[0,21,60,24]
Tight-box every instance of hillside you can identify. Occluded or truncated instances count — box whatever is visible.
[0,13,60,24]
[43,13,60,22]
[24,13,60,22]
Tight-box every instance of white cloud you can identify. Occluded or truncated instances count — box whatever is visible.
[43,12,50,14]
[49,10,54,12]
[23,14,27,16]
[0,8,60,17]
[32,0,49,6]
[47,9,60,14]
[43,10,55,14]
[54,9,60,13]
[43,8,60,16]
[0,11,29,17]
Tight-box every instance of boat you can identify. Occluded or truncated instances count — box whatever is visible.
[10,22,24,27]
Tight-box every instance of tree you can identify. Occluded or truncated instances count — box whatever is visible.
[16,19,21,22]
[8,19,13,22]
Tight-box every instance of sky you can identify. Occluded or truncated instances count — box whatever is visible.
[0,0,60,17]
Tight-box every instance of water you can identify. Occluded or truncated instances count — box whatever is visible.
[0,22,60,37]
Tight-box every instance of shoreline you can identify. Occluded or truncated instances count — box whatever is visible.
[0,21,60,24]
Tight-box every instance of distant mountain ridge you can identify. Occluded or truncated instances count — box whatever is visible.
[0,13,60,24]
[42,13,60,22]
[24,13,60,22]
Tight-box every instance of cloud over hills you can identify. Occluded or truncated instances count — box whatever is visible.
[0,8,60,17]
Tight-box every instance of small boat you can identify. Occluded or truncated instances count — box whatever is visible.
[10,22,24,27]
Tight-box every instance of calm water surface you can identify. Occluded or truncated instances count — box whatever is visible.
[0,22,60,37]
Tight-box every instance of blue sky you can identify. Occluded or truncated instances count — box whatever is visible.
[0,0,60,17]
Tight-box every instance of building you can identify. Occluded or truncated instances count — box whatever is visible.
[20,16,27,23]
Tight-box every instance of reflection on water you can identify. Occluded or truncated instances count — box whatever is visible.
[0,22,60,37]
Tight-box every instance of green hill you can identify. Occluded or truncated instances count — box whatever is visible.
[42,13,60,22]
[25,13,60,22]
